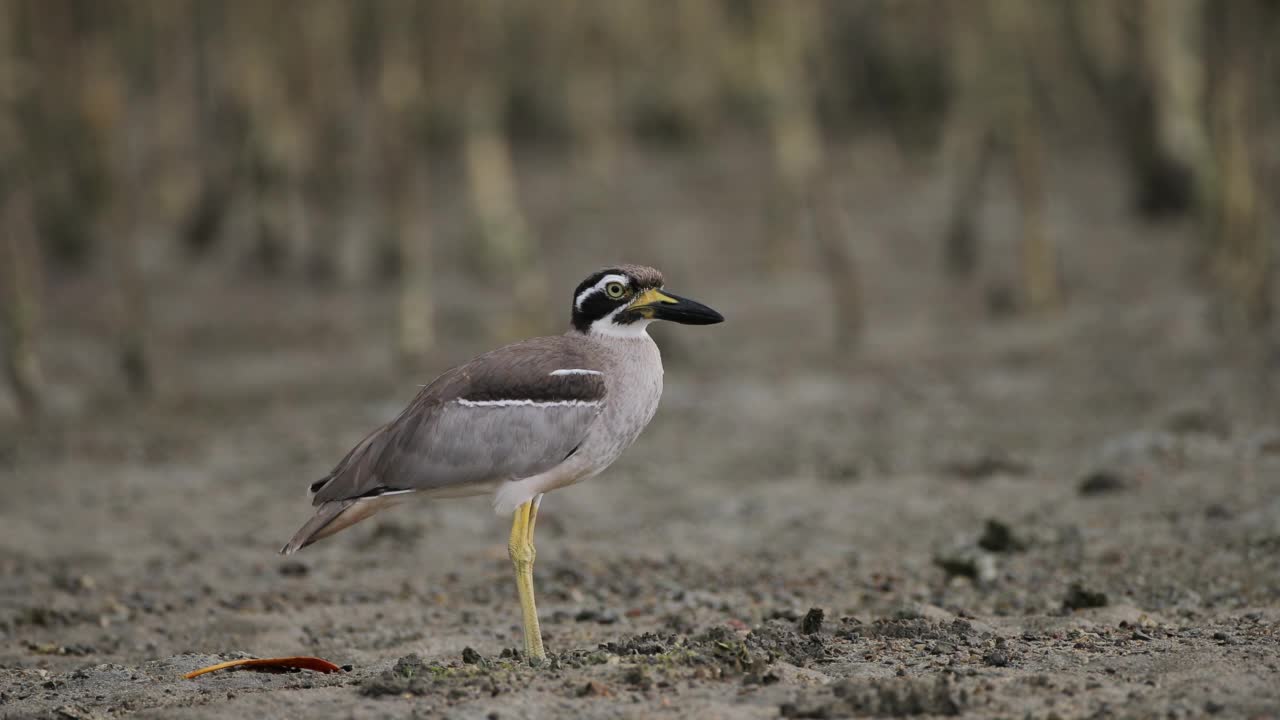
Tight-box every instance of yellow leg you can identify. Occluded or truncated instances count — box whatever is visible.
[508,495,545,663]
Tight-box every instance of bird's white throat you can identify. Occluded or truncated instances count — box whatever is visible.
[588,314,653,339]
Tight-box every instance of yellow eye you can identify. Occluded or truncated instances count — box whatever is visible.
[605,282,626,299]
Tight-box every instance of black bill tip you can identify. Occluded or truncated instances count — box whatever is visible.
[653,291,724,325]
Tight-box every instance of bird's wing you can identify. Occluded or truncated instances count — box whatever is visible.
[309,336,606,505]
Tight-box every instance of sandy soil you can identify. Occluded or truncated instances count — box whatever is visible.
[2,144,1279,719]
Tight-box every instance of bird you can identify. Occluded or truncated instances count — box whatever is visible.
[281,264,722,663]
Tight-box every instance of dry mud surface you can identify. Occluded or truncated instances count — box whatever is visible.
[2,147,1279,718]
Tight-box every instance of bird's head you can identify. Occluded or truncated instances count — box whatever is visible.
[571,264,723,337]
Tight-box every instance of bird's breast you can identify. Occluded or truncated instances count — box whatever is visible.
[584,335,665,468]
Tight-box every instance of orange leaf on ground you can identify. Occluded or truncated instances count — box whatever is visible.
[183,656,345,679]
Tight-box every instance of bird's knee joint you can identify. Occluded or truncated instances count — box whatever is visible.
[508,541,536,565]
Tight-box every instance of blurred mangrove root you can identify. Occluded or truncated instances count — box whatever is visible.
[0,6,45,414]
[1011,88,1060,313]
[669,0,727,141]
[1065,0,1209,218]
[79,12,154,397]
[464,86,548,338]
[812,189,864,352]
[464,87,532,276]
[938,2,991,280]
[337,1,387,286]
[1205,0,1271,328]
[561,0,622,182]
[1139,0,1210,217]
[379,5,435,362]
[752,0,823,273]
[337,99,382,285]
[940,0,1061,312]
[107,120,154,397]
[462,1,547,338]
[1,190,46,415]
[397,166,435,362]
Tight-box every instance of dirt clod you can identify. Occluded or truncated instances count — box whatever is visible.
[1063,583,1109,611]
[801,608,825,635]
[1079,470,1130,496]
[577,680,612,698]
[360,654,425,697]
[933,547,997,584]
[575,608,620,625]
[977,520,1027,553]
[941,451,1030,481]
[620,666,652,690]
[1164,408,1229,438]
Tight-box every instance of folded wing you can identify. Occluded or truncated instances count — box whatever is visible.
[309,336,607,505]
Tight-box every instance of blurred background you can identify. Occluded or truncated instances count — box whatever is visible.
[0,0,1276,417]
[3,3,1280,715]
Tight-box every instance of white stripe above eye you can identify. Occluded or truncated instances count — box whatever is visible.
[456,398,602,408]
[550,369,602,376]
[574,274,629,310]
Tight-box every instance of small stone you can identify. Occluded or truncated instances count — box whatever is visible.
[392,654,423,676]
[984,650,1010,667]
[1079,470,1129,496]
[461,647,482,664]
[1063,583,1109,611]
[577,680,612,697]
[278,561,309,577]
[1204,504,1233,520]
[1164,408,1229,437]
[942,451,1030,481]
[934,548,998,585]
[575,608,618,624]
[801,608,825,635]
[621,666,652,690]
[978,520,1027,553]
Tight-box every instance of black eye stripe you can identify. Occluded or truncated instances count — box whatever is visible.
[572,289,627,332]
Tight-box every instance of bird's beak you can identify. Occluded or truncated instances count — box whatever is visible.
[627,288,724,325]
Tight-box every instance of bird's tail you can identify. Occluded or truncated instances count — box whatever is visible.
[281,492,418,555]
[280,500,358,555]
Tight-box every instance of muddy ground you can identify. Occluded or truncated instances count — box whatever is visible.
[2,143,1279,719]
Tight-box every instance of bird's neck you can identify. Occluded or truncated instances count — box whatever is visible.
[574,318,654,340]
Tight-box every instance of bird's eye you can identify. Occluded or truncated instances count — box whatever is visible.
[605,282,626,299]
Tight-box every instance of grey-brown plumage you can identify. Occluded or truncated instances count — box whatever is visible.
[282,265,722,555]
